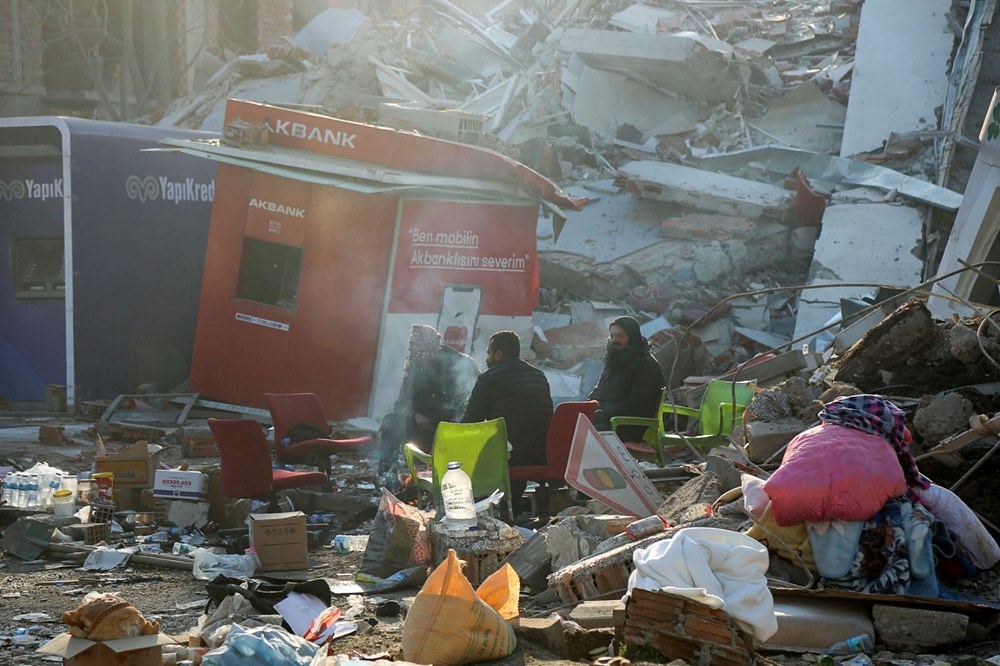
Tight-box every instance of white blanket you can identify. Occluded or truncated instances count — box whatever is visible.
[626,527,778,641]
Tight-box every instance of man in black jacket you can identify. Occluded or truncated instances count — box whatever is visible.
[464,330,552,518]
[589,315,664,442]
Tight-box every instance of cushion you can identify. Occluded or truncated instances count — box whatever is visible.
[763,423,906,526]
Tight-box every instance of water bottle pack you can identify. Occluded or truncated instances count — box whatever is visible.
[3,463,70,510]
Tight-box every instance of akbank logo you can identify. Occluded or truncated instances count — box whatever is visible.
[0,179,26,202]
[0,178,62,202]
[126,174,215,204]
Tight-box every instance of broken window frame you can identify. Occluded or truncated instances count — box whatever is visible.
[13,237,65,300]
[235,236,302,313]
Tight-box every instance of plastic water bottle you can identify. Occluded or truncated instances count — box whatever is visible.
[46,473,62,509]
[825,633,873,655]
[1,475,11,505]
[11,473,23,508]
[26,474,40,508]
[440,461,477,532]
[14,473,27,508]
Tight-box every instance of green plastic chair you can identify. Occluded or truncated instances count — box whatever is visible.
[403,417,513,520]
[611,379,756,465]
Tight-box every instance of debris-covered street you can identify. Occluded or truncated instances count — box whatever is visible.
[7,0,1000,664]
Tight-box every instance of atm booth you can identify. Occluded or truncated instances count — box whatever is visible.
[0,117,216,409]
[164,99,579,419]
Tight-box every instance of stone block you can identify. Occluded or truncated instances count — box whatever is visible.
[746,418,808,463]
[568,600,627,629]
[513,616,565,654]
[872,604,968,651]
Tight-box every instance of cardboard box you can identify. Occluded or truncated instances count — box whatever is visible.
[152,469,208,501]
[95,441,163,488]
[249,511,308,571]
[37,632,175,666]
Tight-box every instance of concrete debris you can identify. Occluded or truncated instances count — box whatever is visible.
[872,604,969,651]
[792,203,924,347]
[839,0,952,157]
[617,160,795,222]
[13,1,1000,664]
[557,29,747,103]
[914,392,977,446]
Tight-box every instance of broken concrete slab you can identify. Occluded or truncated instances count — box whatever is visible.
[792,204,923,348]
[609,4,687,34]
[568,600,626,630]
[617,161,794,222]
[558,29,744,103]
[695,146,963,211]
[872,604,968,651]
[750,82,845,153]
[929,90,1000,319]
[561,56,703,140]
[533,318,608,367]
[840,0,952,156]
[829,299,939,390]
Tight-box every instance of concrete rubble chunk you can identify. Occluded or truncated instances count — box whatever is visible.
[617,161,794,222]
[558,29,745,103]
[656,472,720,525]
[840,0,951,156]
[829,300,940,391]
[914,392,977,445]
[872,604,969,651]
[745,418,810,464]
[792,203,923,347]
[567,599,626,630]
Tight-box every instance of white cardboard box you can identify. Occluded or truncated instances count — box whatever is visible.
[152,470,208,501]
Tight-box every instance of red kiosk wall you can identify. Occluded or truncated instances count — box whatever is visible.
[390,199,540,314]
[190,165,395,417]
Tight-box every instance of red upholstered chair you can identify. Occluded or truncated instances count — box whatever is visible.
[208,418,328,506]
[510,400,599,485]
[264,393,371,475]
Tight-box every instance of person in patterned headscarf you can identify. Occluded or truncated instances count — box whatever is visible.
[378,325,480,472]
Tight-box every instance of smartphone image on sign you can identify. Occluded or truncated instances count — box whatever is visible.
[437,285,482,354]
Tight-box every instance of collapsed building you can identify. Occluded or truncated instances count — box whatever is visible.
[7,0,1000,665]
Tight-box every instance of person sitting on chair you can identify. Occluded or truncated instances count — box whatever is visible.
[463,331,552,518]
[589,316,664,442]
[378,324,480,473]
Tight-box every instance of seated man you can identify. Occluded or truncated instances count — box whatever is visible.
[379,324,480,474]
[589,316,664,442]
[464,331,552,518]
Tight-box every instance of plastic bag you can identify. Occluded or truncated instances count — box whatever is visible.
[401,549,518,665]
[201,624,319,665]
[192,548,259,581]
[357,488,432,579]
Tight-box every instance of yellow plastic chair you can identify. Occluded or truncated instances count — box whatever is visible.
[611,379,756,465]
[403,417,513,520]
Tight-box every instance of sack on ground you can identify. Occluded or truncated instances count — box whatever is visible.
[401,549,518,665]
[357,488,432,579]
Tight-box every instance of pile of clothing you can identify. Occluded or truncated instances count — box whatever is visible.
[745,395,1000,597]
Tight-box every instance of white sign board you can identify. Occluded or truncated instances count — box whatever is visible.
[565,414,662,517]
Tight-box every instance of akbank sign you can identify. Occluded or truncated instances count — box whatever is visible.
[0,178,63,202]
[125,175,215,204]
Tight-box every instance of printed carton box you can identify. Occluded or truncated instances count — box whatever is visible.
[249,511,308,572]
